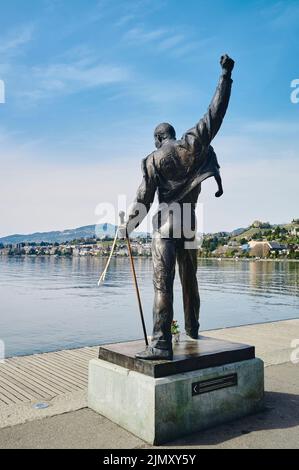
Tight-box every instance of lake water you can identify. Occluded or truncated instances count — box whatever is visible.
[0,256,298,357]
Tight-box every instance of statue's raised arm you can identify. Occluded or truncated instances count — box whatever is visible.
[183,54,234,148]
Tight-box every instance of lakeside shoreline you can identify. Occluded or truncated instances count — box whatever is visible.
[4,314,299,360]
[2,255,297,359]
[1,254,299,262]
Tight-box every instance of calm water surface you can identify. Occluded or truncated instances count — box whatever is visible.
[0,257,298,357]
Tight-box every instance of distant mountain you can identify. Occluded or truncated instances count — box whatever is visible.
[0,224,149,245]
[230,227,246,237]
[206,228,246,237]
[232,220,299,241]
[2,219,297,245]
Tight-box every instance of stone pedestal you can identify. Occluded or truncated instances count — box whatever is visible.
[88,336,264,445]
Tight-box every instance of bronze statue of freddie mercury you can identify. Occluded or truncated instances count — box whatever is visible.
[120,54,235,360]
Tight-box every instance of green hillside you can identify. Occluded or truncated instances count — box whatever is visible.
[233,220,299,242]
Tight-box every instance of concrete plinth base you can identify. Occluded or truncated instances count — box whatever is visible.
[88,356,264,445]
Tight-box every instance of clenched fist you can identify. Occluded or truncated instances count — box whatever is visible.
[220,54,235,74]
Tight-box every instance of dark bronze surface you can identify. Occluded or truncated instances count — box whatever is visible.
[98,335,254,378]
[123,55,235,357]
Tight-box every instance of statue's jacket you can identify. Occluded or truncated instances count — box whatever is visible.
[127,72,233,238]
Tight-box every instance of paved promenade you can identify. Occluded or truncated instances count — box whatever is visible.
[0,318,298,448]
[0,362,298,449]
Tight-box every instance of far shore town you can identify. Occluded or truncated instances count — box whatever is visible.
[1,219,299,260]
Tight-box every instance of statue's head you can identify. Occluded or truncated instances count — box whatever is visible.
[154,122,176,149]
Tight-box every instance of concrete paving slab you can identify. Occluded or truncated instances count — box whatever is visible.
[0,319,298,430]
[0,362,298,449]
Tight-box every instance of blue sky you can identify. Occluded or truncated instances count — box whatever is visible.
[0,0,298,236]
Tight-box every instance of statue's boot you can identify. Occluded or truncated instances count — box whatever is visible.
[135,346,173,361]
[186,331,199,340]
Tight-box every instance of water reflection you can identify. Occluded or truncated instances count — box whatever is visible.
[0,257,298,357]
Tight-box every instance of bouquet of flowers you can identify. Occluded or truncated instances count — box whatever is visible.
[171,320,180,343]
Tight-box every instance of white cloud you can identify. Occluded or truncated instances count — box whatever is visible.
[37,62,129,89]
[158,34,185,51]
[1,156,298,238]
[122,24,206,60]
[212,118,299,165]
[124,27,168,44]
[1,115,298,237]
[115,14,136,27]
[0,25,34,56]
[261,1,299,29]
[171,37,216,59]
[196,158,298,234]
[239,120,299,134]
[0,141,298,237]
[0,158,139,237]
[129,80,195,106]
[18,59,130,102]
